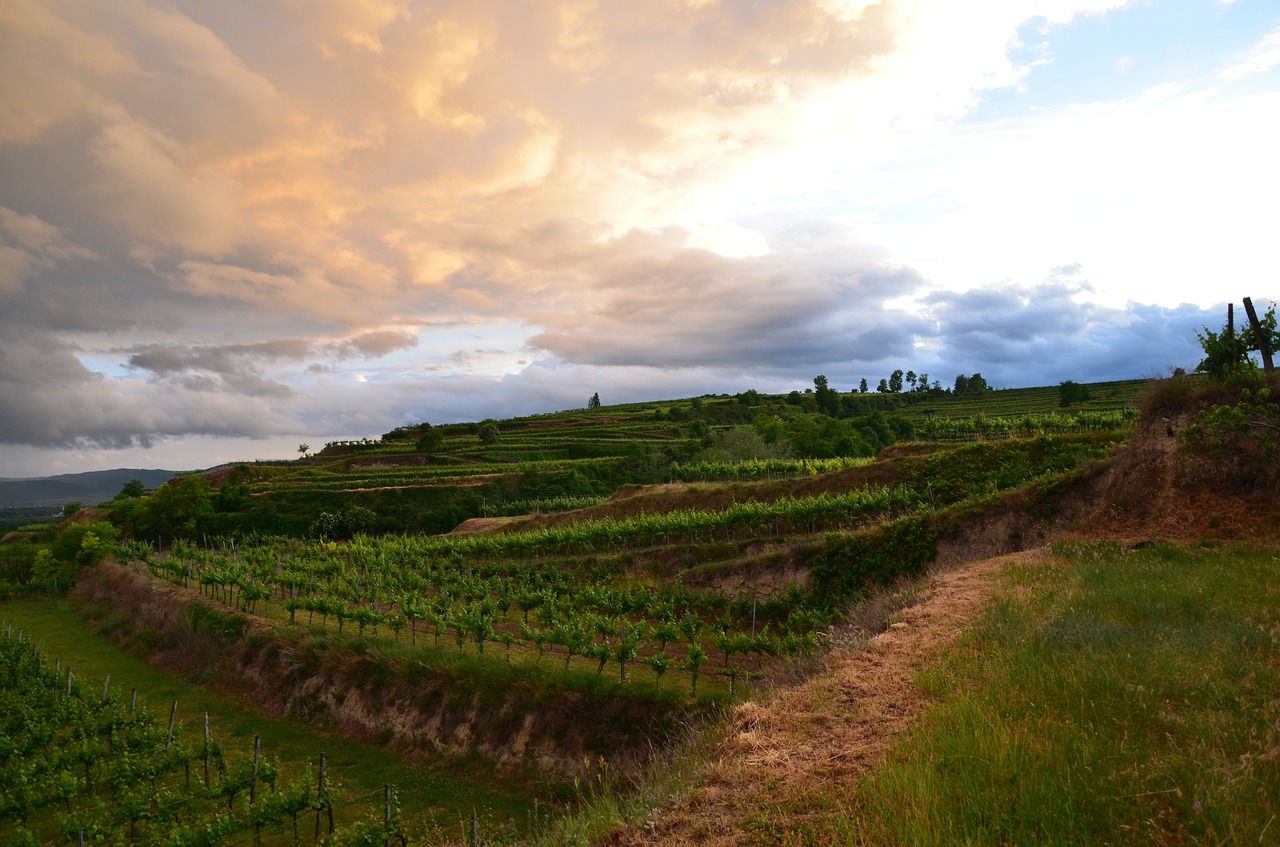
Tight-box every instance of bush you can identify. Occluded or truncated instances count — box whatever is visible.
[1058,380,1090,407]
[1180,384,1280,490]
[807,516,938,602]
[51,521,119,565]
[309,506,378,540]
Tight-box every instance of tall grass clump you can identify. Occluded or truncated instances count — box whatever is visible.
[842,542,1280,846]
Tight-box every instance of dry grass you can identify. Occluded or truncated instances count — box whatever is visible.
[604,551,1027,845]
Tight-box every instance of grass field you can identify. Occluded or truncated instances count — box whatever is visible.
[821,542,1280,845]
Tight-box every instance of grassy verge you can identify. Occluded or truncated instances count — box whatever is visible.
[839,541,1280,845]
[0,598,536,843]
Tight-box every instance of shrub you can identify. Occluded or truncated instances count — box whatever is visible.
[50,521,118,565]
[1180,384,1280,490]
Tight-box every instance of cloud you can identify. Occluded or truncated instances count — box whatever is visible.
[0,329,287,447]
[0,1,1265,474]
[918,282,1211,385]
[91,119,244,255]
[525,230,929,370]
[123,339,306,399]
[329,330,419,359]
[0,207,99,295]
[1219,22,1280,81]
[0,0,138,144]
[119,332,418,399]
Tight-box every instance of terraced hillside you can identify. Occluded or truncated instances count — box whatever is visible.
[2,376,1174,845]
[111,379,1142,542]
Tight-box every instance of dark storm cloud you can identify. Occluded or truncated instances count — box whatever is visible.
[121,332,418,399]
[920,284,1212,386]
[527,236,930,371]
[0,329,283,447]
[125,340,309,376]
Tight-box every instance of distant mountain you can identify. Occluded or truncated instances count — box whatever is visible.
[0,469,178,508]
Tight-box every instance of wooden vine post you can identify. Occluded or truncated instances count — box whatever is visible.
[1228,302,1235,375]
[166,700,177,751]
[1243,296,1275,374]
[384,784,392,847]
[251,734,261,846]
[315,752,334,840]
[204,713,211,789]
[250,734,261,806]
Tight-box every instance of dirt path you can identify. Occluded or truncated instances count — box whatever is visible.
[608,549,1041,845]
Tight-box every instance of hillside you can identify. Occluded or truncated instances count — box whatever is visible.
[144,378,1144,542]
[598,388,1280,844]
[0,468,176,507]
[4,374,1278,845]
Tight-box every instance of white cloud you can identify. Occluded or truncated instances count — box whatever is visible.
[0,0,1272,475]
[838,81,1280,310]
[1219,23,1280,81]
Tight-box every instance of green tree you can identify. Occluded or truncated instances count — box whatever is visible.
[1058,380,1091,407]
[216,481,252,512]
[858,377,868,394]
[297,443,310,459]
[51,521,118,565]
[143,475,215,539]
[683,642,708,697]
[587,392,602,409]
[117,479,147,499]
[478,421,500,444]
[813,375,840,416]
[1196,322,1250,380]
[309,505,377,540]
[752,413,788,445]
[702,426,790,462]
[888,369,904,393]
[415,424,444,454]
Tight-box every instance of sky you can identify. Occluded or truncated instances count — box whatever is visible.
[1,0,1278,478]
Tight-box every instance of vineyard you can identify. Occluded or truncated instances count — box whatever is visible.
[115,434,1122,713]
[134,378,1145,542]
[0,377,1150,845]
[0,624,404,847]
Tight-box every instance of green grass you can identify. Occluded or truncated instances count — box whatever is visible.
[0,598,537,843]
[834,541,1280,845]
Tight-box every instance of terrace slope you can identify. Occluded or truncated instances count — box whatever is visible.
[603,397,1280,845]
[72,561,693,782]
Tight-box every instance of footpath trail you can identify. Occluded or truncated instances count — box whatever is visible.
[608,550,1039,846]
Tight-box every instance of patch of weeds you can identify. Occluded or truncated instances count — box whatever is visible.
[849,542,1280,846]
[185,667,216,684]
